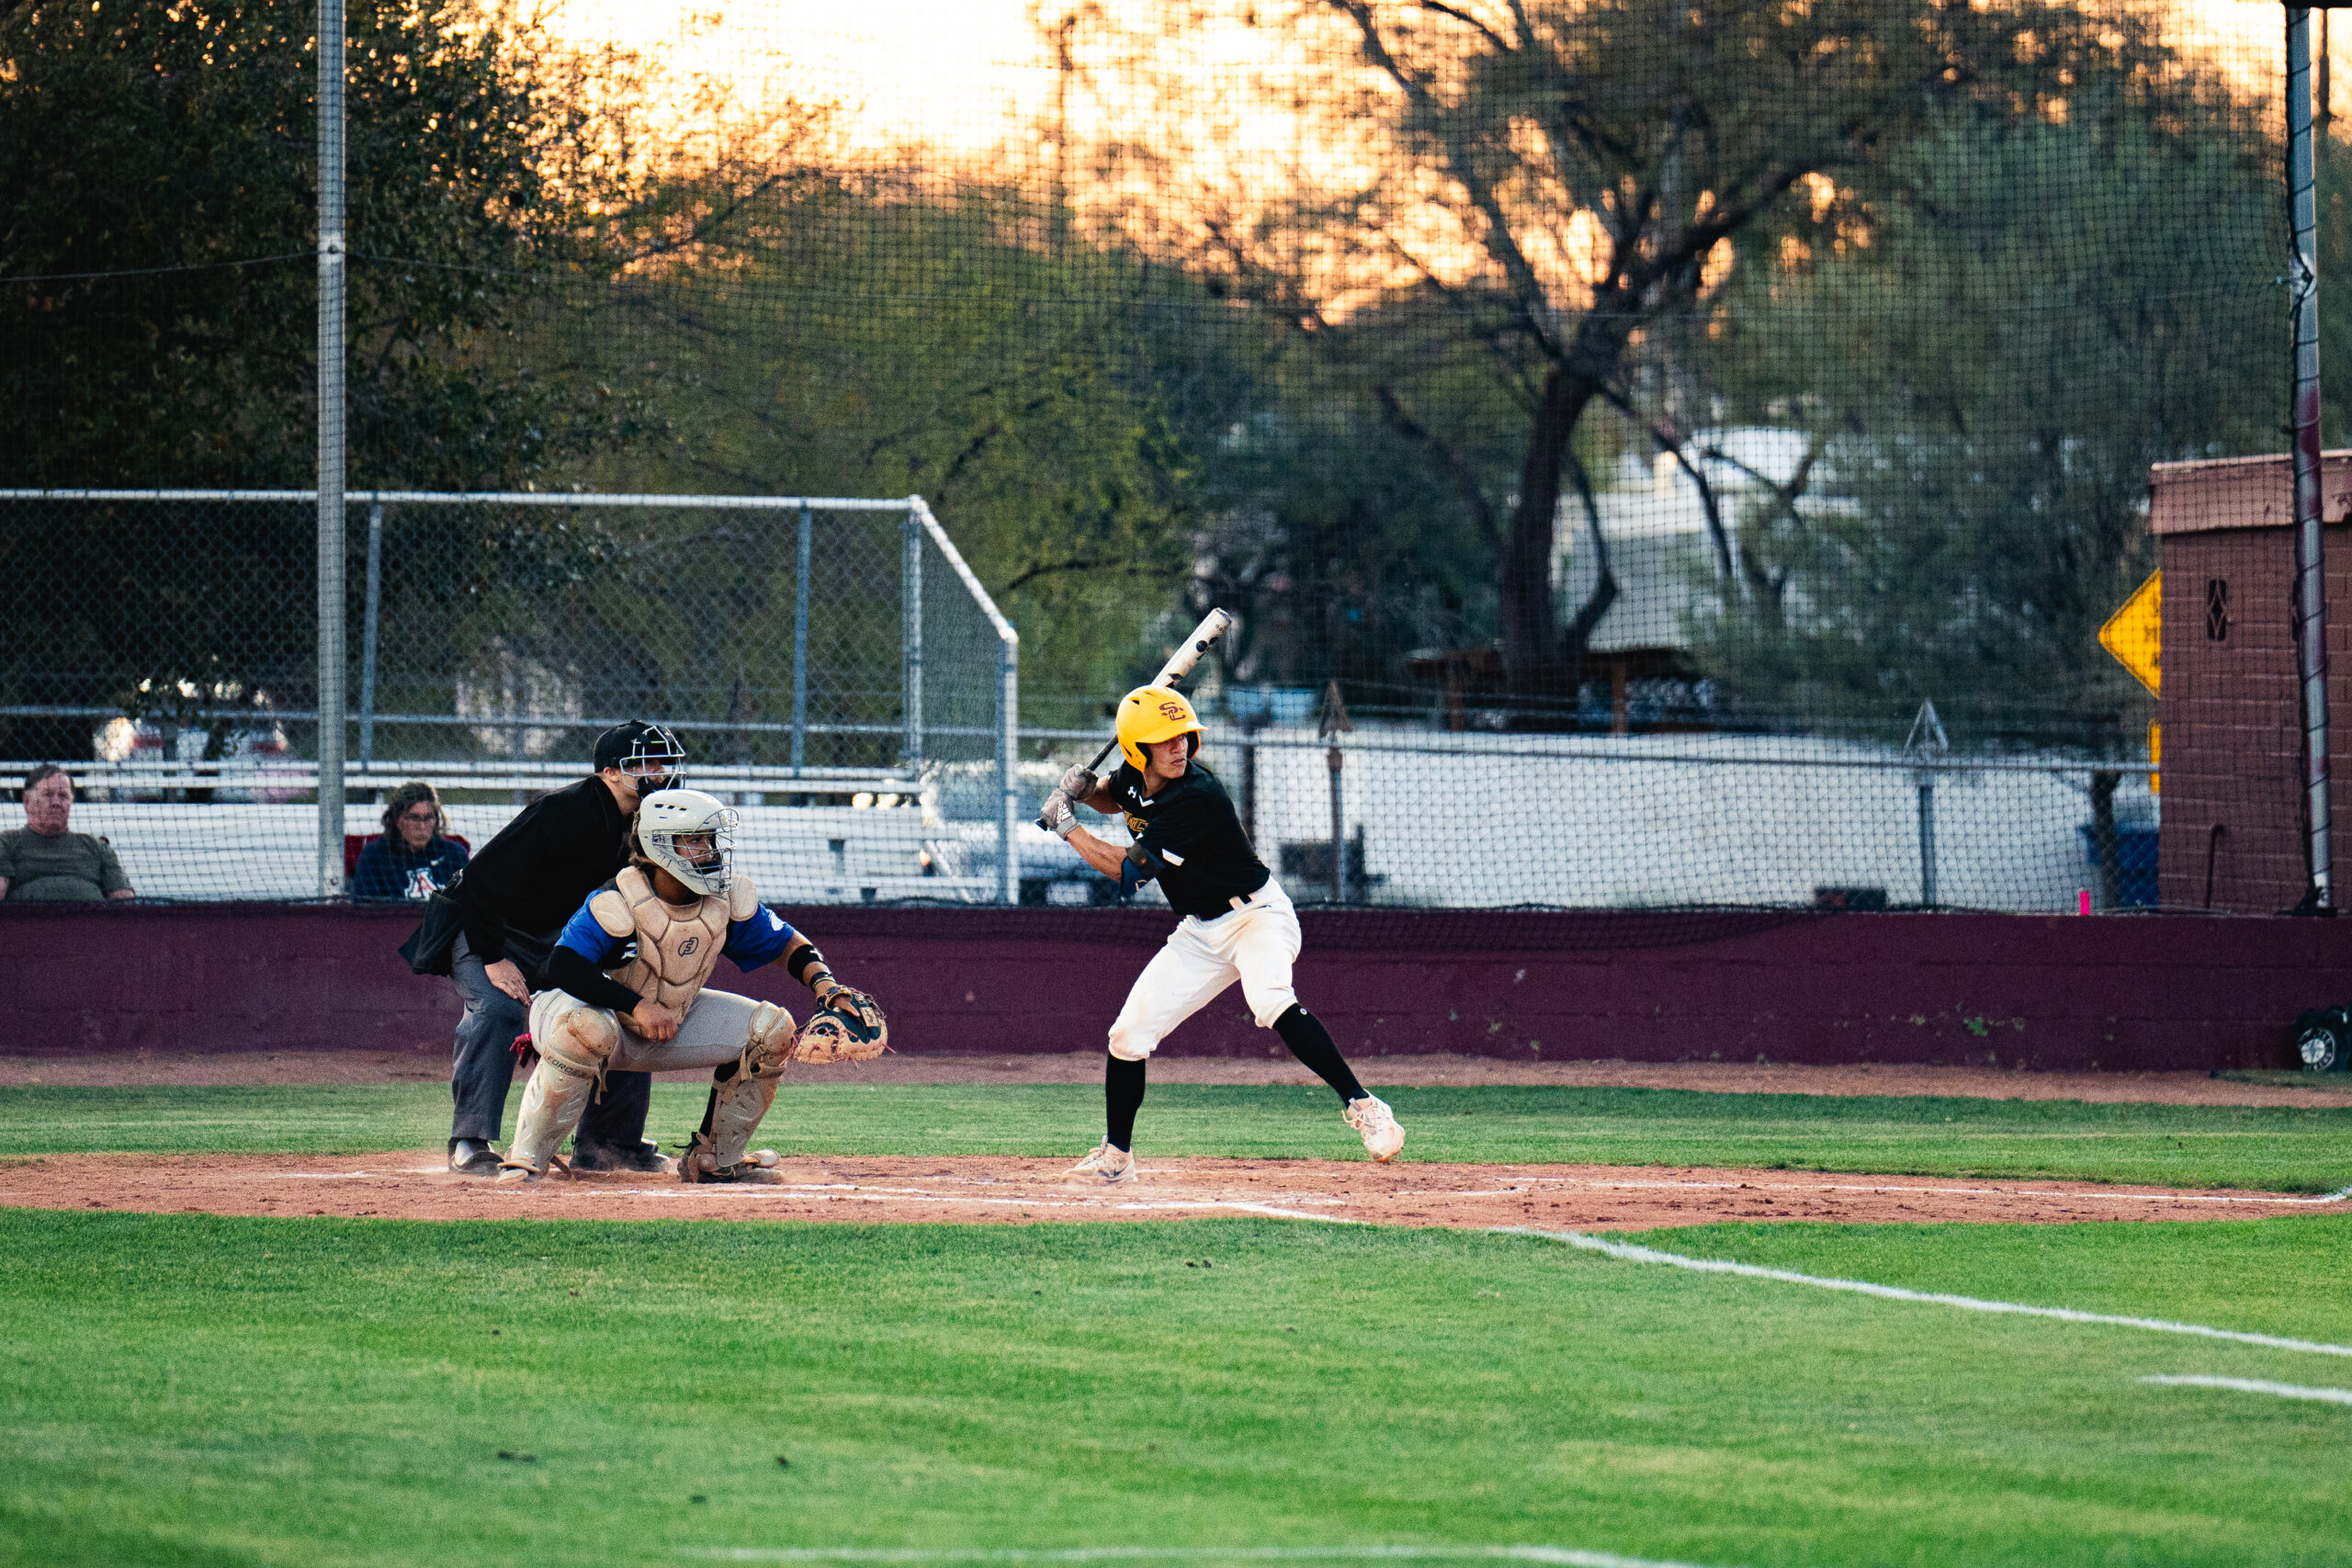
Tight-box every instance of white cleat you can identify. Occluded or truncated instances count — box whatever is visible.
[1064,1141,1138,1185]
[1343,1096,1405,1163]
[494,1154,569,1186]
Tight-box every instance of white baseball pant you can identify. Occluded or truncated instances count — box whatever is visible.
[529,987,779,1074]
[1108,877,1299,1061]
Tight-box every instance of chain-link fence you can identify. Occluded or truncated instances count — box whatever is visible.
[1,0,2340,917]
[0,491,1020,903]
[1011,726,2156,914]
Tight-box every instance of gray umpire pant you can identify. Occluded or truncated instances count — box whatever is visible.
[448,931,652,1147]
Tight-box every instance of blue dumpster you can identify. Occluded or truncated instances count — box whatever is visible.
[2077,825,2158,908]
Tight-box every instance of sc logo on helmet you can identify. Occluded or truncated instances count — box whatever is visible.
[1159,701,1187,720]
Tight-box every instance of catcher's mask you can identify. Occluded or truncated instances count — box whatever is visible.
[595,719,686,797]
[635,787,737,897]
[1114,685,1203,772]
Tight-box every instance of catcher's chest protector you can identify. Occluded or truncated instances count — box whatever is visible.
[594,865,760,1013]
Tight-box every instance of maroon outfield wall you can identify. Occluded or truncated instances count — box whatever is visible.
[0,902,2343,1071]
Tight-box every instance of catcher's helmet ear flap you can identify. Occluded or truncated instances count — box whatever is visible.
[634,787,737,897]
[1114,685,1203,771]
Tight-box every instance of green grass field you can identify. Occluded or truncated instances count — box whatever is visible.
[5,1081,2350,1190]
[5,1081,2351,1567]
[2,1211,2350,1568]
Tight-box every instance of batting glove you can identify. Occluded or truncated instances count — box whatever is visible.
[1039,790,1079,840]
[1057,764,1099,802]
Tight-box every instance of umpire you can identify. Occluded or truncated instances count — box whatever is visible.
[440,720,687,1175]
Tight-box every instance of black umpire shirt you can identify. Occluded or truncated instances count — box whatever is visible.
[1105,760,1271,919]
[453,777,632,964]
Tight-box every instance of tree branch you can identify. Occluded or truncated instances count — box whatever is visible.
[1374,383,1502,553]
[1407,0,1512,55]
[1560,448,1617,659]
[1001,557,1176,594]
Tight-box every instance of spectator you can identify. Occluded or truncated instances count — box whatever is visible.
[0,764,134,902]
[354,782,469,899]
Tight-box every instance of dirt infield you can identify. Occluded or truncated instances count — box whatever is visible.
[6,1049,2350,1106]
[5,1151,2340,1230]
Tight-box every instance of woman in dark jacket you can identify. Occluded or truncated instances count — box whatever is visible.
[355,781,469,899]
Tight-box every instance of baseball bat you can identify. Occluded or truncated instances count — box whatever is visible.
[1036,607,1235,829]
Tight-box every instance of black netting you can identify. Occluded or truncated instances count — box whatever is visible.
[1,0,2340,914]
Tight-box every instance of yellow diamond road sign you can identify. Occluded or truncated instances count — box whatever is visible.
[2099,570,2160,694]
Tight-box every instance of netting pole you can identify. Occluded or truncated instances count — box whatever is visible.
[791,502,811,780]
[1916,778,1939,909]
[1907,698,1947,910]
[901,511,924,771]
[357,502,382,771]
[1327,746,1347,904]
[2290,7,2334,910]
[314,0,347,896]
[999,632,1019,905]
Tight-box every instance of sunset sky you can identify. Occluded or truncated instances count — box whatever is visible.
[542,0,2320,165]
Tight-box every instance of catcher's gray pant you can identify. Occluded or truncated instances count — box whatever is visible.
[507,987,796,1172]
[527,987,776,1074]
[449,932,652,1145]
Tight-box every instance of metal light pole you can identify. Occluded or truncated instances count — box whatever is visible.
[901,511,924,772]
[2290,7,2335,910]
[315,0,347,895]
[790,502,812,780]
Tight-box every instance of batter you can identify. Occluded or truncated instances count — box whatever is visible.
[1038,685,1404,1185]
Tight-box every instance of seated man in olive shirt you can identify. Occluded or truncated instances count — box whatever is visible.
[0,765,134,902]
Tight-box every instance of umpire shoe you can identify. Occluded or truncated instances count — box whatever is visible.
[1343,1096,1405,1163]
[448,1138,502,1176]
[1065,1141,1137,1186]
[571,1136,675,1176]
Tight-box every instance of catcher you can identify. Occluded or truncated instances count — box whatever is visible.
[497,788,888,1185]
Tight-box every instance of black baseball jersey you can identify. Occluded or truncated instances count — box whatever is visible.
[1105,760,1270,919]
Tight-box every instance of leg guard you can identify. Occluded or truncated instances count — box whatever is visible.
[684,1002,795,1179]
[506,1005,619,1172]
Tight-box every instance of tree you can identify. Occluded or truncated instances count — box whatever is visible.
[1069,0,2187,708]
[1184,300,1515,710]
[0,0,816,759]
[544,186,1231,723]
[0,0,656,489]
[1688,94,2278,738]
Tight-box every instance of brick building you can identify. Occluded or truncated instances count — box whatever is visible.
[2148,453,2352,912]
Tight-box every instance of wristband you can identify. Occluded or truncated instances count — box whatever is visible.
[786,943,828,987]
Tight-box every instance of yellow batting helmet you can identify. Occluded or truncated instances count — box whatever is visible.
[1115,685,1203,771]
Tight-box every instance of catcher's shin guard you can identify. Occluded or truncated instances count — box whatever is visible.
[684,1002,795,1179]
[507,1006,619,1172]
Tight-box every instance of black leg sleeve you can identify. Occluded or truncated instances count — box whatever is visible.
[1272,1004,1367,1103]
[1105,1054,1148,1152]
[692,1057,740,1144]
[577,1068,653,1149]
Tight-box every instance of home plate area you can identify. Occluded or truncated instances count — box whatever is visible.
[4,1154,2336,1228]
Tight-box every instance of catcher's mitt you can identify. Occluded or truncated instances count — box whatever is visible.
[791,1000,889,1064]
[811,976,886,1036]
